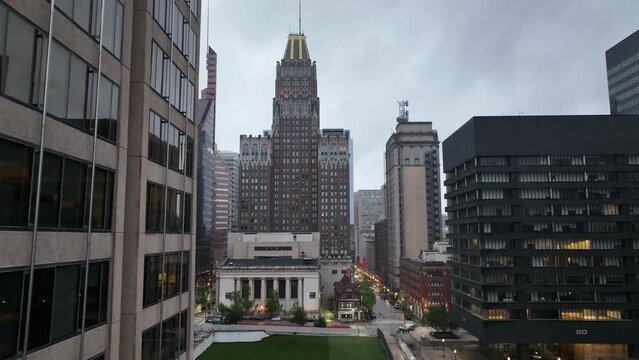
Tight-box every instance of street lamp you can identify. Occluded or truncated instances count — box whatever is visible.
[442,339,446,357]
[454,349,457,360]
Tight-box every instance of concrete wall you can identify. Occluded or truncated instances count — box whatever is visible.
[227,232,320,259]
[319,258,352,299]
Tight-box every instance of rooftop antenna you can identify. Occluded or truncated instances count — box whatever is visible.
[397,100,409,123]
[299,0,302,34]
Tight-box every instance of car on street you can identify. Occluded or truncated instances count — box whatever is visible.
[271,316,282,321]
[393,303,400,310]
[398,322,416,332]
[206,315,225,324]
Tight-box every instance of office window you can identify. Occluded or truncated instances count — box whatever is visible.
[81,261,109,328]
[97,76,119,142]
[0,138,33,226]
[32,153,63,228]
[168,125,182,172]
[151,42,168,96]
[148,111,168,164]
[102,0,124,58]
[67,55,91,129]
[141,323,160,360]
[164,253,179,298]
[91,168,114,230]
[60,159,87,228]
[181,252,189,293]
[146,182,165,232]
[0,271,25,358]
[48,42,71,118]
[185,136,194,177]
[166,188,182,233]
[183,193,191,233]
[143,255,162,307]
[27,267,55,349]
[50,265,80,340]
[1,7,47,105]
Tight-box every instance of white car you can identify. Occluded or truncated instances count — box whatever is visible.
[271,316,282,321]
[399,322,416,332]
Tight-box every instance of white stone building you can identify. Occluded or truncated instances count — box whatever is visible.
[216,258,320,317]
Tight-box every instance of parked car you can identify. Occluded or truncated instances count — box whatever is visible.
[340,317,354,324]
[393,303,400,310]
[398,322,416,332]
[249,314,265,321]
[271,316,282,321]
[369,311,377,319]
[206,315,225,324]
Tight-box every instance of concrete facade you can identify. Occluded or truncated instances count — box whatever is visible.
[227,232,320,260]
[319,258,353,300]
[384,121,442,290]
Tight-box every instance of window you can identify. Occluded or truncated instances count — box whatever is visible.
[80,261,109,327]
[168,125,183,171]
[32,153,63,227]
[97,75,120,142]
[183,193,191,233]
[166,188,183,233]
[148,111,168,164]
[186,136,194,177]
[278,279,286,299]
[146,182,165,232]
[143,252,189,307]
[253,279,262,299]
[44,41,119,142]
[60,159,88,228]
[0,261,109,357]
[91,168,115,230]
[0,138,33,226]
[290,279,298,299]
[141,310,187,360]
[55,0,123,59]
[0,5,48,106]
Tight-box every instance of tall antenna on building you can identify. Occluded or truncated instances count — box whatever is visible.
[299,0,302,34]
[397,100,409,123]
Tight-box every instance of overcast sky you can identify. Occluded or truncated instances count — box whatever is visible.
[199,0,639,191]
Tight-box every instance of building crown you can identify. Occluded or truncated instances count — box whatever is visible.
[283,34,310,61]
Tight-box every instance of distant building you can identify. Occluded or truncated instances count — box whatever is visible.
[384,121,442,290]
[444,115,639,360]
[201,47,217,100]
[374,219,389,285]
[220,151,240,232]
[212,150,230,268]
[196,98,216,281]
[606,30,639,114]
[399,254,450,318]
[227,232,320,259]
[216,258,320,318]
[237,31,352,260]
[354,190,384,268]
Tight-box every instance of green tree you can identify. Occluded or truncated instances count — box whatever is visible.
[217,285,255,324]
[314,316,327,327]
[290,305,307,325]
[422,305,455,332]
[358,279,376,315]
[196,287,208,309]
[265,290,282,316]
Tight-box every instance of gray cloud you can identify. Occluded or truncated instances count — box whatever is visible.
[200,0,639,190]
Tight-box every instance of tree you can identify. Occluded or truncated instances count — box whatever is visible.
[358,279,376,315]
[265,290,282,317]
[196,287,208,309]
[314,316,327,327]
[217,285,255,324]
[422,305,455,332]
[290,305,307,325]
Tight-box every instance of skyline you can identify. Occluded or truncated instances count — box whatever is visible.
[200,0,639,191]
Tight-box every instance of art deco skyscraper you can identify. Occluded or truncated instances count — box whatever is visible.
[238,32,351,259]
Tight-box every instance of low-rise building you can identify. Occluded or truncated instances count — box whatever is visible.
[333,274,362,322]
[216,258,321,317]
[320,258,353,300]
[399,251,451,318]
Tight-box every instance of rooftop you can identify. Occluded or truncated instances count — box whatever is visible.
[222,258,319,267]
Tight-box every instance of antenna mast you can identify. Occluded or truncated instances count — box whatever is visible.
[397,100,409,123]
[299,0,302,34]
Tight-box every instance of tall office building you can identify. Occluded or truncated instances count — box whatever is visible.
[384,120,442,290]
[444,116,639,360]
[200,47,217,100]
[195,45,217,282]
[374,219,389,284]
[354,190,384,267]
[606,30,639,114]
[211,150,230,268]
[0,0,200,359]
[219,151,240,232]
[237,31,351,259]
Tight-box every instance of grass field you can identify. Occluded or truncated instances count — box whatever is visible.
[197,334,388,360]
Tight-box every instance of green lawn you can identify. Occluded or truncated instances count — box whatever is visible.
[197,334,388,360]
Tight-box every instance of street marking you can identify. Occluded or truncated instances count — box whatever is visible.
[373,319,405,325]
